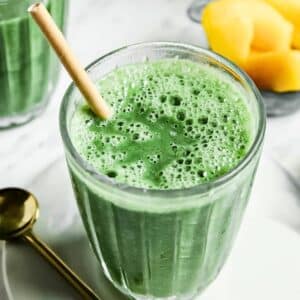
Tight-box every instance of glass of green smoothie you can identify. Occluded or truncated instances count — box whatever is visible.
[0,0,68,128]
[60,42,266,300]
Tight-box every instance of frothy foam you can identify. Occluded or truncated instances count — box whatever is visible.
[71,59,253,189]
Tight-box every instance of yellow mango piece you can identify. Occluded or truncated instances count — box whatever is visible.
[244,50,300,92]
[228,0,293,51]
[264,0,300,49]
[202,1,253,64]
[293,28,300,49]
[202,0,293,64]
[264,0,300,27]
[248,1,293,51]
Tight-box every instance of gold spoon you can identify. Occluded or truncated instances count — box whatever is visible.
[0,188,101,300]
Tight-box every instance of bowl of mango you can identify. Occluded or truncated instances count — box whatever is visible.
[201,0,300,116]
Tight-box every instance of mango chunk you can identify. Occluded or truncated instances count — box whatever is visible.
[293,28,300,49]
[202,0,293,64]
[231,0,294,52]
[264,0,300,49]
[244,50,300,92]
[249,1,293,51]
[202,2,253,64]
[264,0,300,27]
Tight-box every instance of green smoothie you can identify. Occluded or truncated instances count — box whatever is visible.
[0,0,67,122]
[69,59,255,298]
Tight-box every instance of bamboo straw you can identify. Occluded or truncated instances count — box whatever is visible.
[28,3,112,120]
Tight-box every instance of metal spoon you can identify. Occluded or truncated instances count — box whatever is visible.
[0,188,101,300]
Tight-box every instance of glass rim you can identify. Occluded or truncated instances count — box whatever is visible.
[59,41,266,199]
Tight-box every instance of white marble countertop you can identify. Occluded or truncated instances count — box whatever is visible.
[1,0,300,298]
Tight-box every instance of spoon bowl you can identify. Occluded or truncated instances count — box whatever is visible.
[0,188,38,240]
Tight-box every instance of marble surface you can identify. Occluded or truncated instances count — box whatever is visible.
[1,0,300,298]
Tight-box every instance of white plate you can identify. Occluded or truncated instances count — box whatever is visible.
[2,159,300,299]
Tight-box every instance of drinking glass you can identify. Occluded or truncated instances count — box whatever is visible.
[0,0,68,128]
[60,42,266,300]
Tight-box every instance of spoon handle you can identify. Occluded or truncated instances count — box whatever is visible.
[22,231,101,300]
[0,242,12,300]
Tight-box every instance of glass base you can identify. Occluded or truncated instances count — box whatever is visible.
[0,100,48,129]
[102,263,198,300]
[129,293,196,300]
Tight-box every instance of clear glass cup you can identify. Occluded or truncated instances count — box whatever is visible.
[0,0,68,128]
[60,42,266,300]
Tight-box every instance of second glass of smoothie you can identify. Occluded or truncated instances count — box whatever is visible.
[60,43,265,299]
[0,0,68,128]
